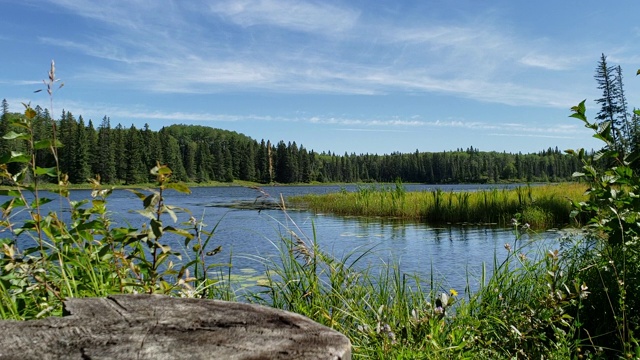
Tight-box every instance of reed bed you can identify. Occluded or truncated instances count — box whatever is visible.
[289,183,587,228]
[245,208,594,359]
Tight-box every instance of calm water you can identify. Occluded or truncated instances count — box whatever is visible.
[3,184,566,293]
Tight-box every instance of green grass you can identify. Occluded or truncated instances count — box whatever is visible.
[243,210,595,359]
[289,182,587,229]
[0,174,630,358]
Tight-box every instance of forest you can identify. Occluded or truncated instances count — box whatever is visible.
[0,100,582,185]
[0,100,580,184]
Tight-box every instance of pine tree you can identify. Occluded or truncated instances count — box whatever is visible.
[594,54,623,151]
[159,128,187,181]
[0,99,14,182]
[239,141,256,181]
[615,66,631,144]
[275,140,290,183]
[72,116,91,183]
[195,141,213,182]
[58,111,77,179]
[124,124,146,184]
[97,116,117,183]
[32,106,55,172]
[113,123,127,183]
[0,99,11,158]
[141,123,163,180]
[183,140,197,181]
[86,119,99,179]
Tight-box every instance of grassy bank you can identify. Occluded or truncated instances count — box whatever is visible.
[246,215,596,359]
[289,182,587,229]
[2,101,639,358]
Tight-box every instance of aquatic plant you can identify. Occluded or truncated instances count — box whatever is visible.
[289,182,585,229]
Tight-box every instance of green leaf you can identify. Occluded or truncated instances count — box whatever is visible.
[161,205,178,223]
[33,139,56,150]
[31,197,53,208]
[128,189,149,201]
[143,193,160,209]
[165,182,191,194]
[164,226,193,239]
[1,151,30,164]
[0,189,22,197]
[157,166,172,176]
[24,107,36,119]
[2,131,29,141]
[135,209,156,221]
[150,219,163,239]
[34,166,58,177]
[74,220,105,232]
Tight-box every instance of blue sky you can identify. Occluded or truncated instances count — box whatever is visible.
[1,0,640,155]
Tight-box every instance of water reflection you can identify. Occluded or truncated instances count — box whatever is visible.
[1,185,561,294]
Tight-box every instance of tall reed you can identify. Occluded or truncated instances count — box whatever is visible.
[289,183,586,228]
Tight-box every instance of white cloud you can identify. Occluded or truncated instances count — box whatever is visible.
[519,54,574,71]
[0,80,42,86]
[209,0,360,35]
[31,0,592,109]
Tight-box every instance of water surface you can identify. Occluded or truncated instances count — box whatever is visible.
[3,184,564,293]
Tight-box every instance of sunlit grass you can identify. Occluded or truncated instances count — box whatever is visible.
[246,209,588,359]
[289,183,587,229]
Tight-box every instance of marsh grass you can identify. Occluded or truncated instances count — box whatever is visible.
[289,182,587,229]
[245,202,595,359]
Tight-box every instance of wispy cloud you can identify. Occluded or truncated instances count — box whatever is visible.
[0,80,42,86]
[209,0,360,35]
[31,0,591,109]
[519,54,575,71]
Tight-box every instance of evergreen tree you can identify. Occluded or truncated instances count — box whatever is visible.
[72,116,91,183]
[141,123,163,181]
[0,99,11,158]
[96,117,117,183]
[183,140,197,181]
[195,141,213,182]
[32,106,55,172]
[594,54,623,151]
[211,140,225,181]
[256,140,271,183]
[113,123,127,183]
[124,124,146,184]
[615,65,631,147]
[275,141,290,183]
[58,111,77,178]
[0,99,15,181]
[159,129,187,181]
[239,141,256,181]
[86,119,99,178]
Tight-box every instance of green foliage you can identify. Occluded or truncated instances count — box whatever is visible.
[249,199,599,358]
[0,104,233,320]
[248,206,474,359]
[290,182,583,228]
[5,59,640,359]
[0,102,583,185]
[563,99,640,357]
[464,221,588,359]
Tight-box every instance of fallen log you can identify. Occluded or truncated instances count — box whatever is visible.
[0,294,351,360]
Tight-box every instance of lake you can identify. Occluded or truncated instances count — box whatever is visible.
[4,184,568,294]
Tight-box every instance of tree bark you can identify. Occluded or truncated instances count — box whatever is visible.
[0,294,351,360]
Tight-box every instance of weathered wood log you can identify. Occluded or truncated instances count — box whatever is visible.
[0,294,351,360]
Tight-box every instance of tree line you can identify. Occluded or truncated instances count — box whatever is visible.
[0,100,582,185]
